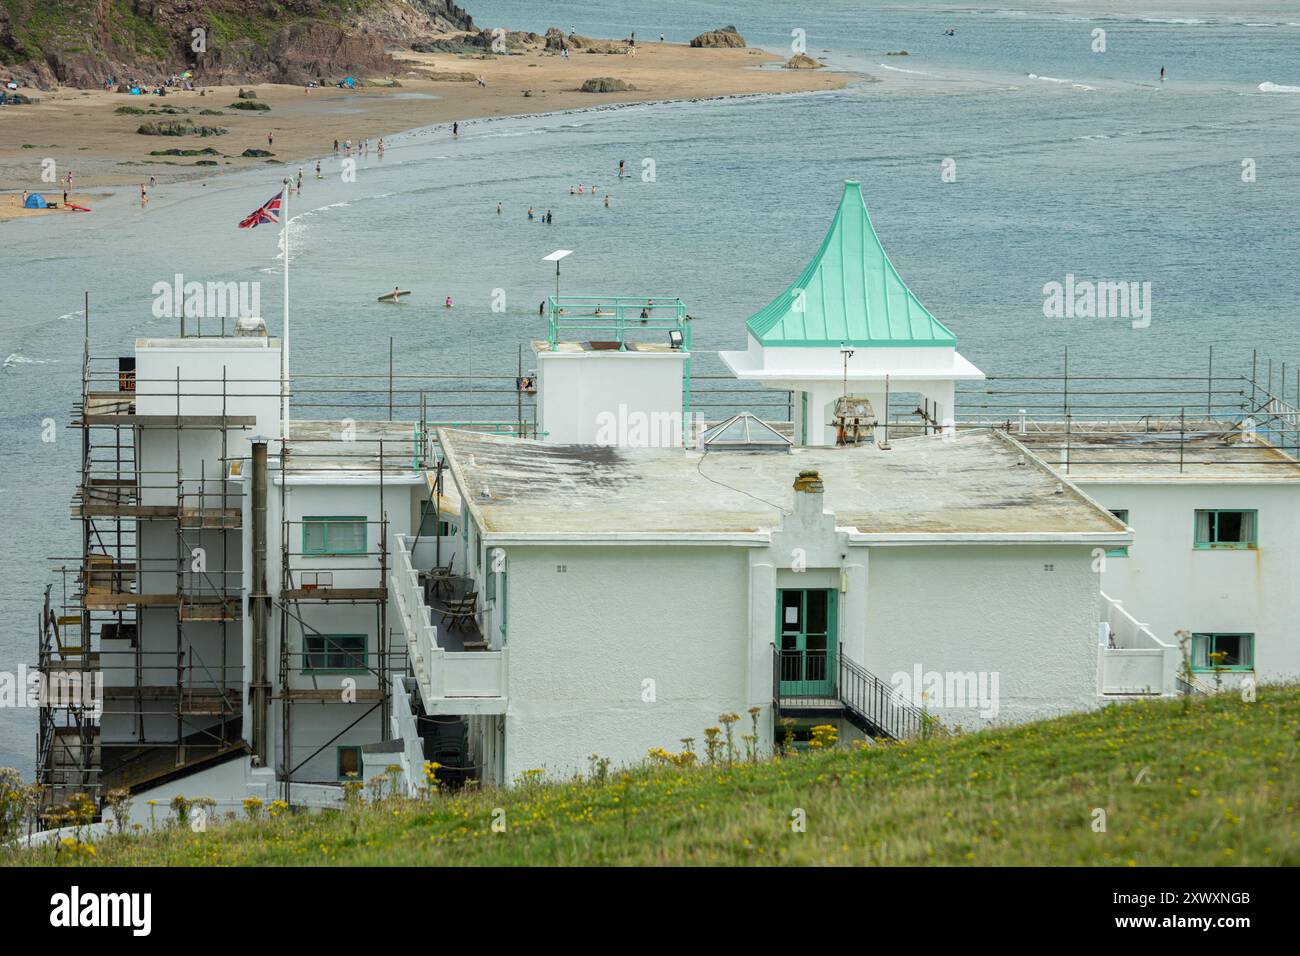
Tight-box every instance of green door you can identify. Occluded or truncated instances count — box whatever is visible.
[777,588,837,698]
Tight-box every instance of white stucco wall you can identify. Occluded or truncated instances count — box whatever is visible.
[536,350,687,444]
[862,544,1102,728]
[499,544,752,781]
[1082,480,1300,682]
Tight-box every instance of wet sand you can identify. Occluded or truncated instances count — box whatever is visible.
[0,42,852,220]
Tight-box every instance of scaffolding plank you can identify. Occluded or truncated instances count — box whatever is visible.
[282,588,387,602]
[81,414,257,427]
[281,689,385,702]
[84,593,178,609]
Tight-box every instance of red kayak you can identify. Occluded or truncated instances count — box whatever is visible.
[66,203,91,212]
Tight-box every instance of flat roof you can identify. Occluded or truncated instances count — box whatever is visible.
[1006,422,1300,481]
[438,427,1126,540]
[275,419,422,478]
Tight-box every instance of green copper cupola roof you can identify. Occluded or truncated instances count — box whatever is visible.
[746,180,956,348]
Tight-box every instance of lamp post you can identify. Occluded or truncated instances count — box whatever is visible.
[542,248,573,301]
[542,249,572,351]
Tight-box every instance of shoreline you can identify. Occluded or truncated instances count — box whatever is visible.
[0,42,856,221]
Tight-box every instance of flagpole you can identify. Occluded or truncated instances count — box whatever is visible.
[281,181,289,440]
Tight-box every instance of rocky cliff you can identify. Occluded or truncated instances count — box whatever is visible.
[0,0,476,89]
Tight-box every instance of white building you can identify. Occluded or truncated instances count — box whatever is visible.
[1012,423,1300,692]
[35,181,1300,824]
[429,425,1130,785]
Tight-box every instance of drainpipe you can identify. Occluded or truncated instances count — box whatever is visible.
[250,440,270,767]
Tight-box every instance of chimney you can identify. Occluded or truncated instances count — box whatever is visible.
[792,469,825,519]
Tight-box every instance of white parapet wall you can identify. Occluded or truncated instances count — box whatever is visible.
[536,347,689,445]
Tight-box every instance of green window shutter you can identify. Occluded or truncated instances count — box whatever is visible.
[1194,510,1257,549]
[1191,633,1255,671]
[303,516,367,555]
[337,746,362,780]
[303,634,367,672]
[1106,509,1129,557]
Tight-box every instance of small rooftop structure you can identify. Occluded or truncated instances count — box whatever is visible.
[438,427,1127,542]
[701,413,793,452]
[720,180,984,447]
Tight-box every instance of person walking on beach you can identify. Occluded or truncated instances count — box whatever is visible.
[545,210,552,224]
[297,168,304,191]
[378,138,384,156]
[618,159,625,178]
[316,160,322,180]
[333,139,339,153]
[149,175,156,188]
[497,201,502,215]
[1159,66,1165,83]
[452,121,459,137]
[140,183,147,206]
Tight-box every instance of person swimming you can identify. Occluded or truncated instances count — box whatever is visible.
[603,195,610,208]
[577,183,584,194]
[445,295,453,308]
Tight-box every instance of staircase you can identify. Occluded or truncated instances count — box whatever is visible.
[772,647,925,741]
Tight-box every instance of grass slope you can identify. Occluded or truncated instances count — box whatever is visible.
[10,687,1300,866]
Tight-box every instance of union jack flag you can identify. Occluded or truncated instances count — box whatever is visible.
[238,189,283,229]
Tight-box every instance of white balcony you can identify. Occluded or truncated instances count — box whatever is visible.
[391,534,507,714]
[1098,592,1177,697]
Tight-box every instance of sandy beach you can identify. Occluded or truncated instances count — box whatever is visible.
[0,42,852,220]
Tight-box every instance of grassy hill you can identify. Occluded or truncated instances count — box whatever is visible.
[9,686,1299,866]
[0,0,476,88]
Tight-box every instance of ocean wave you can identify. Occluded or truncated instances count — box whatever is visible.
[3,353,53,370]
[1028,73,1095,91]
[878,63,937,77]
[1258,82,1300,93]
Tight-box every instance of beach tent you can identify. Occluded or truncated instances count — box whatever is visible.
[23,193,47,209]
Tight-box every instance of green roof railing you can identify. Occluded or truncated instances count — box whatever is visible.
[545,294,693,412]
[546,295,689,350]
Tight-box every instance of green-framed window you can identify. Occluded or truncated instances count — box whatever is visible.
[303,516,367,555]
[303,634,367,673]
[1191,633,1254,671]
[1106,509,1130,557]
[337,745,362,780]
[418,500,456,537]
[1193,509,1256,550]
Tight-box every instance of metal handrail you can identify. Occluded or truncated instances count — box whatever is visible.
[838,654,925,741]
